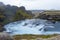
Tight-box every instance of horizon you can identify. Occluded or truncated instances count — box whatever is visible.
[0,0,60,10]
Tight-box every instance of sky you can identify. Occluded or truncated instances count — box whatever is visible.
[0,0,60,10]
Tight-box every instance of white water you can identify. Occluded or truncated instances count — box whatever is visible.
[4,19,60,35]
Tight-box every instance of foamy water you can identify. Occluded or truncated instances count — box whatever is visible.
[4,19,60,35]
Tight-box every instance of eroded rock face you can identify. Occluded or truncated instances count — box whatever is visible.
[0,32,13,40]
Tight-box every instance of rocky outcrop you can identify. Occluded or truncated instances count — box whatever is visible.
[0,32,13,40]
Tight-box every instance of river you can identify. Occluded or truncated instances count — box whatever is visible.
[4,19,60,35]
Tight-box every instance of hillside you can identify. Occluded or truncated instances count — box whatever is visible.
[43,10,60,15]
[34,10,60,21]
[0,2,33,32]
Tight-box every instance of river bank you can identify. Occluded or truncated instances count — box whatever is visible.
[10,34,60,40]
[0,32,60,40]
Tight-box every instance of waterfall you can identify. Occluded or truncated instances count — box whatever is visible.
[4,19,60,35]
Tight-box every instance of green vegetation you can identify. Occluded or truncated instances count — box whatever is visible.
[0,2,33,32]
[13,34,57,40]
[14,9,32,21]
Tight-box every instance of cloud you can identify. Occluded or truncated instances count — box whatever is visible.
[21,0,37,1]
[0,0,60,10]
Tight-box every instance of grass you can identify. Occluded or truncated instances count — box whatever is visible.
[13,34,58,40]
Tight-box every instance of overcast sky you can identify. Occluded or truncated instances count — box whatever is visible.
[0,0,60,10]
